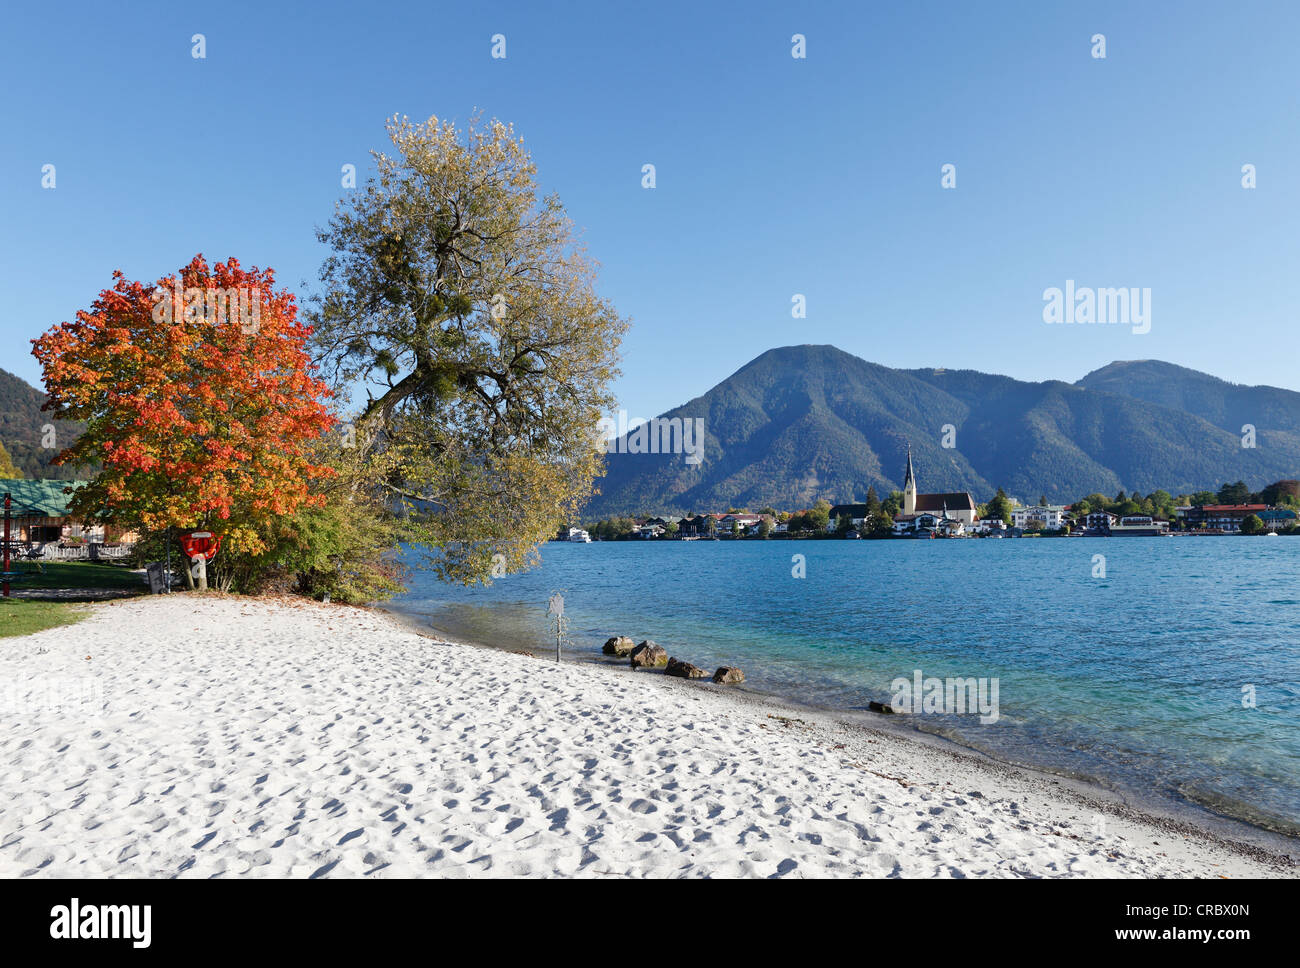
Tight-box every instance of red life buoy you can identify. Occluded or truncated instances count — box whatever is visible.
[179,531,222,561]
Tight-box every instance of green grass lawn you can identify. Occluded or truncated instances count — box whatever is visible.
[0,599,88,638]
[2,560,145,591]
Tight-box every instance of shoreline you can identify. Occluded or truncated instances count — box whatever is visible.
[2,594,1293,877]
[381,602,1298,872]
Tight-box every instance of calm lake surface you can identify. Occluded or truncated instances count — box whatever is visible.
[389,537,1300,835]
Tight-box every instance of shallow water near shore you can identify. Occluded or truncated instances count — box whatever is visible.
[387,537,1300,837]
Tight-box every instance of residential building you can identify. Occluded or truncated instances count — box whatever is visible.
[1011,504,1070,530]
[719,513,764,533]
[1084,510,1119,531]
[1179,504,1268,532]
[1258,508,1298,531]
[677,515,714,537]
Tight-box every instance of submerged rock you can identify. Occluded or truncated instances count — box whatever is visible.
[712,666,745,684]
[868,700,901,714]
[603,635,637,656]
[666,657,709,679]
[630,641,668,669]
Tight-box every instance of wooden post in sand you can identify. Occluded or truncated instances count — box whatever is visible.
[192,554,208,593]
[547,592,565,663]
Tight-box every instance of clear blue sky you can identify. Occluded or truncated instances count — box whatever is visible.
[3,1,1297,421]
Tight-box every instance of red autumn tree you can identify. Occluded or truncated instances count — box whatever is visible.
[32,255,336,554]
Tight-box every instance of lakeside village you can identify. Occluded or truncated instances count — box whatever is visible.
[563,448,1300,543]
[4,450,1299,559]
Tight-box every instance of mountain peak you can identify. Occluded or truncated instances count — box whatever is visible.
[1078,359,1223,386]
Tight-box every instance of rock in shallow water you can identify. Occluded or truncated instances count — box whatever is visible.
[603,635,636,656]
[630,641,668,669]
[666,657,709,679]
[712,666,744,684]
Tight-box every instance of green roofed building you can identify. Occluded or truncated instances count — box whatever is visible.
[1258,508,1298,530]
[0,479,134,550]
[3,478,82,545]
[3,478,81,516]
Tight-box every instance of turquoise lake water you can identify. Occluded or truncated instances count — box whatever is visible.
[388,537,1300,834]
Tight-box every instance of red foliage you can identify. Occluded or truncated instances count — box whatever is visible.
[32,255,336,552]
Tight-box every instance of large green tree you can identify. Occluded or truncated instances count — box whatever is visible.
[985,488,1013,524]
[1260,480,1300,507]
[312,115,628,582]
[1217,480,1252,505]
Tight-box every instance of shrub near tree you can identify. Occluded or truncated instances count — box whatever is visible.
[883,490,904,517]
[0,440,22,479]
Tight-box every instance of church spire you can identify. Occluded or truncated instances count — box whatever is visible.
[903,444,917,515]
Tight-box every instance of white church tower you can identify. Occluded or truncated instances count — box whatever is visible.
[903,444,917,515]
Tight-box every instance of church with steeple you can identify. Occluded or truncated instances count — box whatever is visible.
[898,444,978,525]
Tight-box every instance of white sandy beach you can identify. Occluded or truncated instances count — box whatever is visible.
[0,595,1292,878]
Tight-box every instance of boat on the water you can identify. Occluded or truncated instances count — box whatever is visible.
[1108,515,1168,537]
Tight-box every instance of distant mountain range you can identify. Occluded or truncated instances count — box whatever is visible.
[9,351,1299,514]
[0,367,81,480]
[586,346,1300,516]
